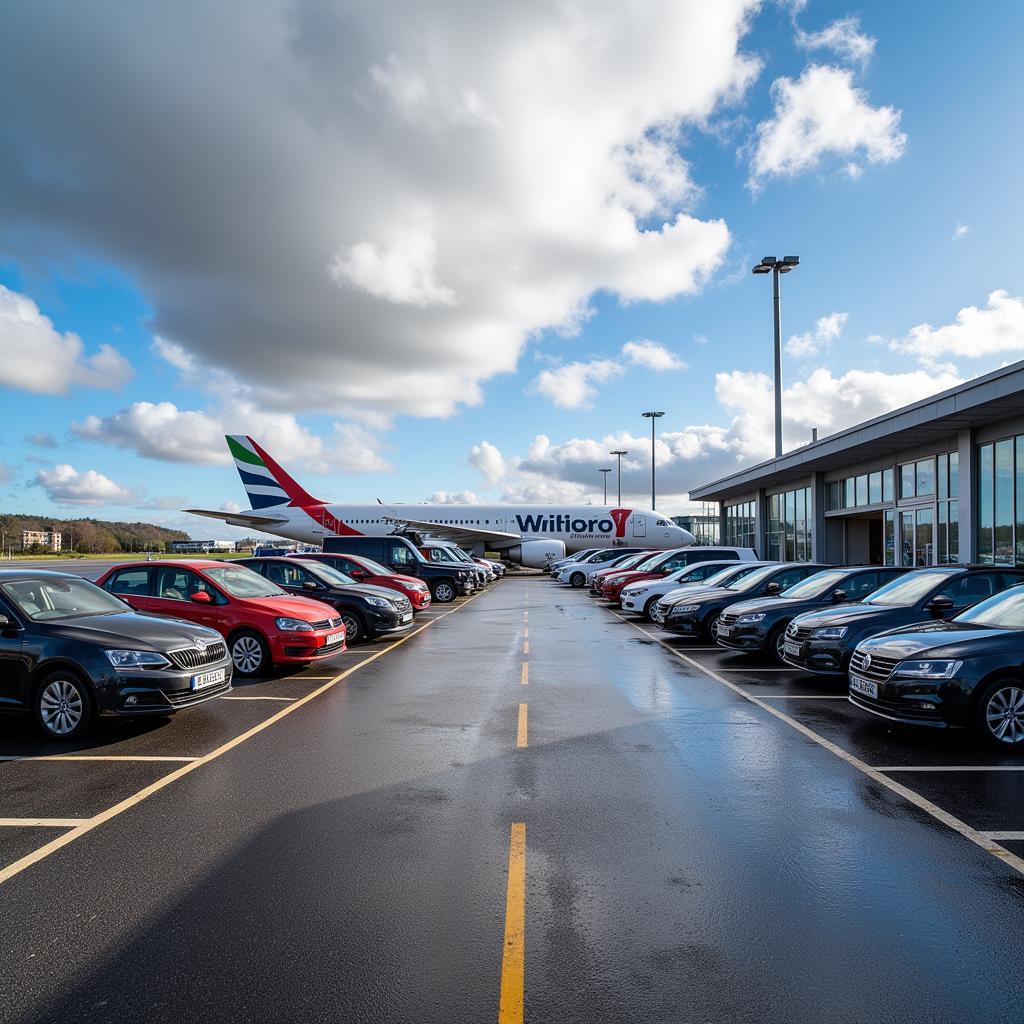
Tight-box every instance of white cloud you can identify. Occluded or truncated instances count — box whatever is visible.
[532,359,623,409]
[785,311,848,357]
[621,339,688,371]
[886,290,1024,359]
[0,285,133,395]
[952,223,969,241]
[427,490,483,504]
[0,3,760,419]
[749,65,905,186]
[468,441,508,486]
[34,464,136,506]
[795,16,875,65]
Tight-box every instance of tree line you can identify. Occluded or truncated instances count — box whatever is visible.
[0,514,190,554]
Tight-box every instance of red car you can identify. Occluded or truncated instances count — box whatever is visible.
[599,548,695,605]
[97,560,346,677]
[298,552,432,612]
[588,552,655,595]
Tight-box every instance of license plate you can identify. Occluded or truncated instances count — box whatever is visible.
[191,668,226,690]
[323,631,345,647]
[784,641,801,658]
[402,612,412,624]
[850,674,878,699]
[717,625,732,637]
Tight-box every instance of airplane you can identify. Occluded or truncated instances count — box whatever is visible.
[184,435,694,568]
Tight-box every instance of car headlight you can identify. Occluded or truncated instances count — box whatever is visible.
[275,617,315,632]
[105,649,172,669]
[364,596,393,608]
[812,626,848,639]
[630,587,649,596]
[893,659,962,679]
[414,583,430,592]
[736,612,766,624]
[671,604,700,614]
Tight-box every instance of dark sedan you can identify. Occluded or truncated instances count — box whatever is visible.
[657,562,829,640]
[716,566,907,662]
[0,570,231,739]
[782,566,1024,676]
[848,584,1024,748]
[238,557,413,645]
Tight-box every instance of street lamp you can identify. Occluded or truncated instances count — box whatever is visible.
[752,255,799,458]
[610,450,629,505]
[599,468,612,505]
[641,411,664,510]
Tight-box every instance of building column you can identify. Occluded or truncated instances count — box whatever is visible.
[957,428,975,564]
[754,489,765,559]
[810,472,826,562]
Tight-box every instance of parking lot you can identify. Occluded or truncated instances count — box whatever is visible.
[3,569,1024,1023]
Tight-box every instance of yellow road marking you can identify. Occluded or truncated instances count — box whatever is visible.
[522,641,529,656]
[0,755,198,763]
[0,591,484,887]
[517,704,528,747]
[0,818,90,828]
[614,611,1024,878]
[523,627,528,638]
[498,822,526,1024]
[520,663,528,686]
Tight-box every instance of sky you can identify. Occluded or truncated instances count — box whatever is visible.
[1,0,1023,538]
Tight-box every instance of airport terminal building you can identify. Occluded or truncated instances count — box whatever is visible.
[690,360,1024,569]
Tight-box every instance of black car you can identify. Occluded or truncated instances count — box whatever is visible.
[783,565,1024,676]
[657,562,829,640]
[0,570,231,740]
[848,584,1024,748]
[716,566,908,662]
[238,557,414,644]
[322,535,474,603]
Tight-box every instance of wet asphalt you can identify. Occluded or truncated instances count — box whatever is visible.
[2,574,1024,1022]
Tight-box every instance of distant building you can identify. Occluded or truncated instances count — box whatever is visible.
[21,530,62,552]
[671,514,720,546]
[168,539,234,554]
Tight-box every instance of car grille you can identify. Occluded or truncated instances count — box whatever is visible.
[310,617,344,631]
[394,597,411,611]
[787,623,813,642]
[849,650,900,683]
[168,642,228,670]
[718,612,739,628]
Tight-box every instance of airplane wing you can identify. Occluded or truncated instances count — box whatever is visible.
[183,508,290,530]
[382,515,521,547]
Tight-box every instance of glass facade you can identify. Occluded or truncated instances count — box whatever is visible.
[724,501,756,549]
[826,468,894,511]
[766,486,812,561]
[978,435,1024,565]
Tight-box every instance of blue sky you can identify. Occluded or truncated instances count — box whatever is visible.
[1,0,1023,536]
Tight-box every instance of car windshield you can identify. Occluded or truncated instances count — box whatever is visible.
[633,553,665,571]
[727,564,785,592]
[353,557,392,577]
[2,577,129,621]
[205,565,285,598]
[778,569,849,600]
[427,548,459,563]
[863,569,954,607]
[955,587,1024,629]
[610,553,647,570]
[301,562,356,586]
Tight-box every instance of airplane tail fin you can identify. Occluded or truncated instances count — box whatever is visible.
[225,435,326,510]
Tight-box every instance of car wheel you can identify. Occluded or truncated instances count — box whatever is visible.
[703,612,722,641]
[432,580,457,603]
[569,572,586,588]
[768,625,789,665]
[35,671,93,740]
[231,630,269,677]
[339,610,365,645]
[975,678,1024,748]
[643,596,660,620]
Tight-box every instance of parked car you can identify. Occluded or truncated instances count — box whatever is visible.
[0,569,232,739]
[657,562,829,639]
[848,583,1024,748]
[97,560,345,677]
[716,566,908,662]
[588,552,656,595]
[421,542,489,589]
[621,560,771,619]
[238,557,414,645]
[782,566,1024,676]
[299,552,431,612]
[555,548,649,588]
[599,546,757,606]
[548,549,601,576]
[323,536,474,603]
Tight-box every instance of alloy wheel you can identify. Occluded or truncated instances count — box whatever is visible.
[39,678,84,736]
[341,613,362,644]
[435,583,455,603]
[232,635,264,674]
[985,686,1024,744]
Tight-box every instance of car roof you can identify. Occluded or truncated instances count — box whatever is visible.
[104,559,225,571]
[0,568,81,582]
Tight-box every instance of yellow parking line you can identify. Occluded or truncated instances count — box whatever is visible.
[0,818,91,828]
[0,590,485,888]
[517,704,528,747]
[522,641,529,656]
[0,755,198,763]
[520,663,528,686]
[498,822,526,1024]
[523,627,528,638]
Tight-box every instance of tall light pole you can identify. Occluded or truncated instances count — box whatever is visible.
[641,411,664,510]
[599,468,612,505]
[610,450,628,505]
[752,255,799,458]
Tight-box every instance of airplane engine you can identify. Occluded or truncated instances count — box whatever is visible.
[505,540,566,568]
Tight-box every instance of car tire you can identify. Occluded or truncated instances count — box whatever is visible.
[703,612,722,641]
[974,677,1024,748]
[432,580,457,603]
[768,625,789,665]
[34,670,93,740]
[643,596,660,620]
[339,609,365,645]
[230,630,270,677]
[569,571,586,588]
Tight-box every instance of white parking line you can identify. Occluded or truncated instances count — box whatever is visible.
[981,831,1024,841]
[0,755,198,763]
[874,765,1024,772]
[756,694,848,699]
[717,667,801,673]
[0,818,91,827]
[221,696,297,702]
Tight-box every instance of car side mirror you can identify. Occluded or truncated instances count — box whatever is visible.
[832,589,848,603]
[926,594,954,615]
[0,613,9,628]
[190,591,213,604]
[765,582,782,595]
[302,580,320,591]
